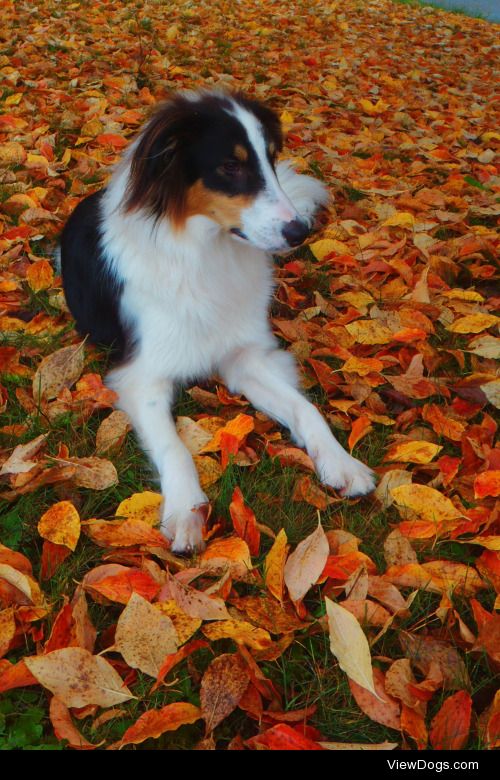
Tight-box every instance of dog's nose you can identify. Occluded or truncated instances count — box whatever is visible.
[282,218,309,247]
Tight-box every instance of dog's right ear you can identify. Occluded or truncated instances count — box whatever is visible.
[124,97,198,225]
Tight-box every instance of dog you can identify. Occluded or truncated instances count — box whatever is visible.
[60,89,375,554]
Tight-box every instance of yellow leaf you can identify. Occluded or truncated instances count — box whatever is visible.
[202,619,272,650]
[193,455,223,488]
[359,98,389,115]
[325,598,379,698]
[481,380,500,409]
[447,314,499,334]
[384,441,442,464]
[391,485,462,523]
[154,601,201,644]
[443,289,484,302]
[309,238,350,260]
[5,93,22,106]
[342,356,384,376]
[346,320,393,345]
[115,593,179,678]
[338,291,374,310]
[382,212,415,229]
[116,491,162,527]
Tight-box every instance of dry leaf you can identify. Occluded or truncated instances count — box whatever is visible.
[25,648,134,707]
[284,521,329,603]
[114,592,179,677]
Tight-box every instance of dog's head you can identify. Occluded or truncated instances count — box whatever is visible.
[124,90,318,253]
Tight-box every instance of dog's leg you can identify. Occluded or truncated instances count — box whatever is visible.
[107,361,208,553]
[221,346,375,497]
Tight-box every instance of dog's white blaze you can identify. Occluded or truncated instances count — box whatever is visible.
[229,100,297,220]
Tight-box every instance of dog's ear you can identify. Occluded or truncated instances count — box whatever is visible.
[124,97,198,224]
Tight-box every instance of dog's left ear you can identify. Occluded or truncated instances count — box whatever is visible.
[124,96,199,224]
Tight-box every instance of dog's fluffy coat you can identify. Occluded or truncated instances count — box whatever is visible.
[60,90,375,553]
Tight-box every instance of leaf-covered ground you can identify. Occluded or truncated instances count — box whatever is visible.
[0,0,499,751]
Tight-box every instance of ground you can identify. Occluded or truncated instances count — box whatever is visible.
[0,0,498,752]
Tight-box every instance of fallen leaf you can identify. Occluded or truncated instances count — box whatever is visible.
[429,691,472,750]
[325,597,379,697]
[32,343,85,402]
[264,528,289,602]
[116,702,202,748]
[38,501,80,551]
[284,521,329,603]
[49,696,99,750]
[114,592,179,677]
[201,653,249,733]
[25,648,134,707]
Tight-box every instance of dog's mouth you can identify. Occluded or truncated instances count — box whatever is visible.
[230,227,249,241]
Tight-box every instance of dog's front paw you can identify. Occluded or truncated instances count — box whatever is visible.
[161,499,208,555]
[316,450,376,498]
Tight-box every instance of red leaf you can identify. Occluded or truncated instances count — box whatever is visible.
[429,691,472,750]
[246,723,324,750]
[229,486,261,556]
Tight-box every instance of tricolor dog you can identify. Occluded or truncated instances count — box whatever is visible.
[60,90,375,553]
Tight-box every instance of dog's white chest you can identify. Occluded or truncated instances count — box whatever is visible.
[117,233,276,381]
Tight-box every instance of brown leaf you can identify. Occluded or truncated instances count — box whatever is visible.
[95,410,131,455]
[201,653,249,734]
[32,343,85,402]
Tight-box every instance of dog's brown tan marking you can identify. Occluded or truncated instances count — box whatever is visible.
[233,144,248,162]
[177,179,254,230]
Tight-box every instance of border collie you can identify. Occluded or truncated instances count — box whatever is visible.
[60,90,375,553]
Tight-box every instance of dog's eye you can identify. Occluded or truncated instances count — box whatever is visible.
[220,159,243,177]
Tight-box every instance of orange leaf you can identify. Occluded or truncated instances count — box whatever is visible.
[83,517,169,549]
[38,500,80,551]
[49,696,99,749]
[0,659,38,694]
[292,474,336,509]
[26,259,54,292]
[201,413,254,453]
[348,416,373,451]
[264,529,289,602]
[117,702,202,747]
[200,536,252,580]
[96,133,128,149]
[229,487,261,556]
[429,691,472,750]
[152,639,209,692]
[474,470,500,499]
[401,703,428,750]
[83,565,160,604]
